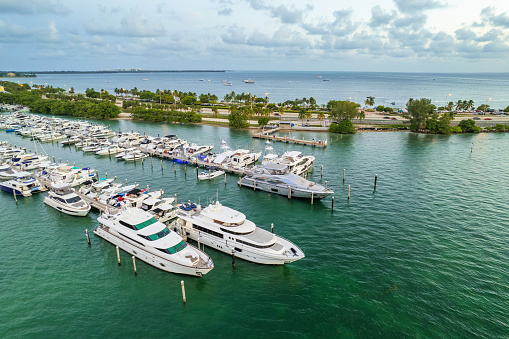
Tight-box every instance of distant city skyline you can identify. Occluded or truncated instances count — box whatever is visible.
[1,0,509,72]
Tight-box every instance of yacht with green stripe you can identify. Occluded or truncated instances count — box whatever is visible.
[95,207,214,276]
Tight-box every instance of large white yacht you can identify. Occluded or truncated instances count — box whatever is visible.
[172,201,305,265]
[95,207,214,276]
[240,164,333,199]
[230,149,261,168]
[0,164,21,181]
[43,183,91,216]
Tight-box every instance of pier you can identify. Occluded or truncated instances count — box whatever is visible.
[252,127,327,147]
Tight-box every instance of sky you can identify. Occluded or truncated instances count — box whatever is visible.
[1,0,509,72]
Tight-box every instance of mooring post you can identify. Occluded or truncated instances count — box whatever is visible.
[132,256,137,276]
[348,185,351,200]
[85,229,90,245]
[374,174,378,191]
[116,246,121,266]
[181,280,186,304]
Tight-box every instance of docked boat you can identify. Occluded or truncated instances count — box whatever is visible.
[140,196,178,224]
[122,150,149,161]
[45,165,96,187]
[198,167,225,180]
[0,164,21,181]
[277,151,315,175]
[96,145,123,156]
[61,136,81,146]
[240,164,333,199]
[230,149,261,168]
[261,141,279,166]
[0,173,42,197]
[95,207,214,276]
[43,183,91,216]
[172,201,305,264]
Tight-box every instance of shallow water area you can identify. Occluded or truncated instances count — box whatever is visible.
[0,116,508,338]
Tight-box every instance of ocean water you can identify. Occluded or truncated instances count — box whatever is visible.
[0,116,508,338]
[4,71,509,109]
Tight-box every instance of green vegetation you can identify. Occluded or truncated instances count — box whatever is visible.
[326,100,358,134]
[364,96,375,107]
[375,105,394,113]
[494,124,509,132]
[458,119,481,133]
[131,107,202,123]
[228,106,249,128]
[0,81,120,119]
[258,116,270,127]
[404,98,436,132]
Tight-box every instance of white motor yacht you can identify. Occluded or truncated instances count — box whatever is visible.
[240,164,333,199]
[262,141,279,166]
[230,149,261,168]
[140,196,178,224]
[122,150,148,161]
[96,145,123,156]
[278,151,315,175]
[43,183,91,216]
[95,207,214,276]
[0,173,42,197]
[172,201,305,265]
[45,165,96,187]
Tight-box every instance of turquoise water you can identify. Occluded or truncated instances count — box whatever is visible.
[1,118,508,338]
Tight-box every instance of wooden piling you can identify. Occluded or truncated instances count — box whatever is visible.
[116,246,121,266]
[181,280,186,304]
[271,223,274,233]
[343,169,345,183]
[85,229,90,245]
[321,165,323,178]
[311,192,314,205]
[374,174,378,191]
[132,256,137,276]
[348,185,350,200]
[232,249,236,268]
[331,196,334,210]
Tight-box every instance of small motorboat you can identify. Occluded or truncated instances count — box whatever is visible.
[198,167,225,180]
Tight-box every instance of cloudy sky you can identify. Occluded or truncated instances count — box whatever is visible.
[1,0,509,72]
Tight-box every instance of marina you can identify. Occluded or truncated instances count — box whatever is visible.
[1,104,508,337]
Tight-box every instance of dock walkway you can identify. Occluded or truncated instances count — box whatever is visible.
[252,126,327,147]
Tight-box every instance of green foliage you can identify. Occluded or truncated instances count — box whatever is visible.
[131,107,201,123]
[404,98,436,132]
[364,96,375,107]
[458,119,481,133]
[477,104,490,112]
[494,124,509,132]
[451,126,462,133]
[228,108,248,128]
[329,120,355,134]
[327,100,358,121]
[376,105,385,111]
[504,106,509,113]
[258,116,269,127]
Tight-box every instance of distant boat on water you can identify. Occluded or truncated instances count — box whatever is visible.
[323,79,330,81]
[243,78,254,84]
[225,82,233,86]
[199,79,205,81]
[142,78,148,81]
[316,75,322,78]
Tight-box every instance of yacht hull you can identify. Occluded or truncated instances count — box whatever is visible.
[43,196,91,216]
[178,223,303,265]
[239,178,332,199]
[94,226,212,277]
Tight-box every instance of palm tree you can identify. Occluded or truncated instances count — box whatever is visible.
[447,101,454,111]
[278,105,284,116]
[455,100,463,111]
[357,110,366,121]
[298,109,307,126]
[365,96,375,107]
[317,111,325,126]
[467,99,475,111]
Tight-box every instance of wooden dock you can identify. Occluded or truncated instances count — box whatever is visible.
[252,128,327,147]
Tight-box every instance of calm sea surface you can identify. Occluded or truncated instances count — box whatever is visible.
[0,113,508,338]
[3,71,509,109]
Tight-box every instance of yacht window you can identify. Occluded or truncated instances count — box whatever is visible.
[134,217,158,230]
[237,239,274,249]
[119,220,136,230]
[220,227,251,235]
[157,240,187,254]
[65,196,82,204]
[192,224,223,239]
[139,227,171,241]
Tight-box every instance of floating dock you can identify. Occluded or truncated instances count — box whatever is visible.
[252,128,327,147]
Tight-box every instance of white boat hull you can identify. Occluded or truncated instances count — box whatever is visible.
[43,196,91,216]
[94,226,212,276]
[240,178,332,199]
